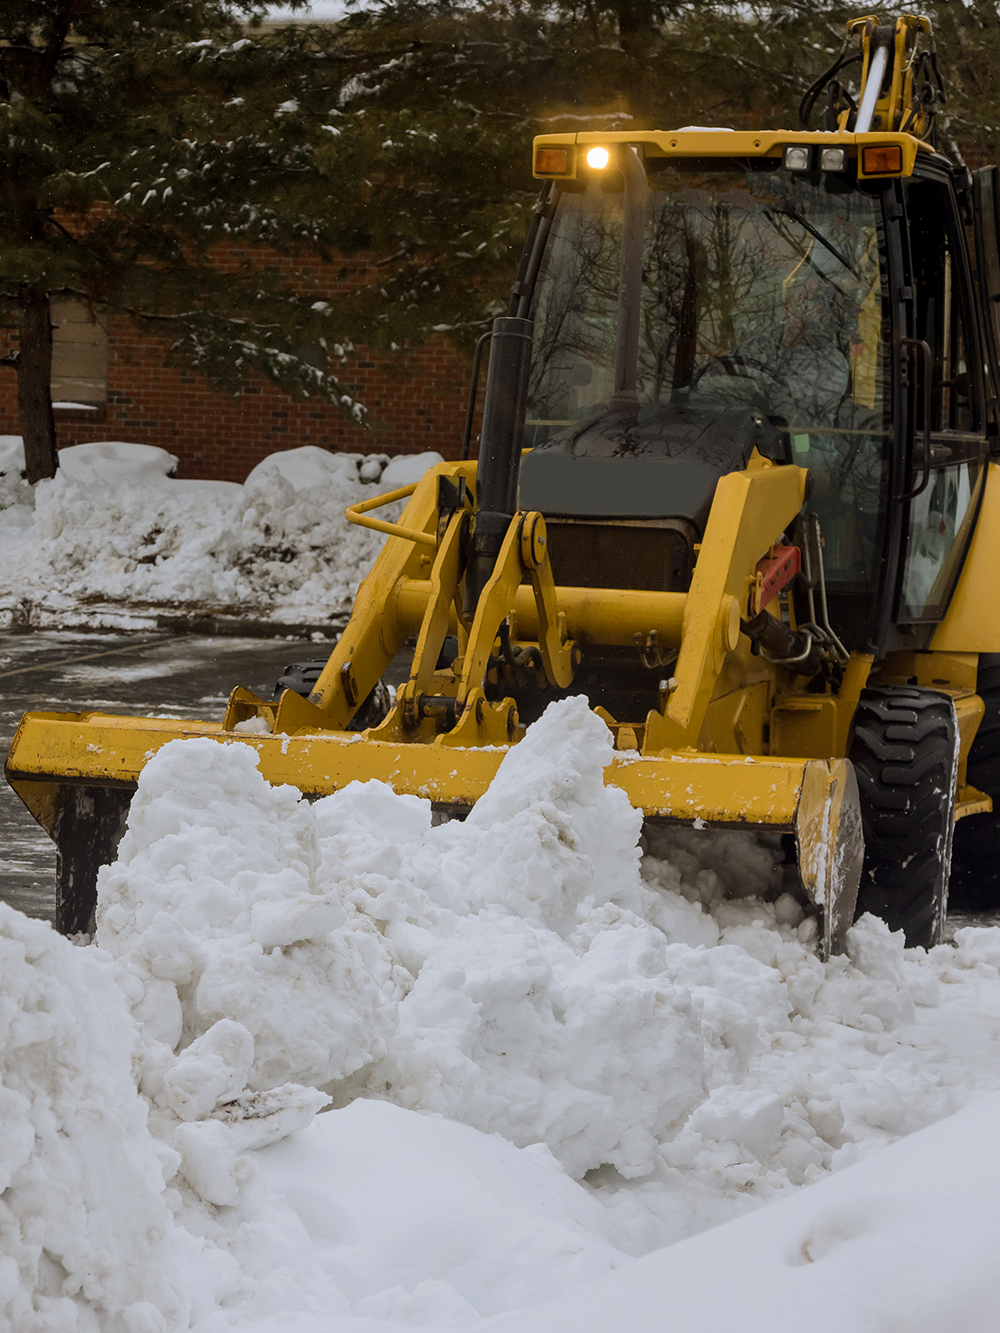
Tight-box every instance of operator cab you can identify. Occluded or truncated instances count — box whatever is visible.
[517,136,995,658]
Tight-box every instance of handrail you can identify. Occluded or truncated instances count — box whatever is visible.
[344,483,437,548]
[900,337,933,502]
[461,330,492,461]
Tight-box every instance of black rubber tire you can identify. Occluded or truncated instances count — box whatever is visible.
[53,784,133,936]
[850,686,958,949]
[950,654,1000,910]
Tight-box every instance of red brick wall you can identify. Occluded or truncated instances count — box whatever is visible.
[0,246,481,482]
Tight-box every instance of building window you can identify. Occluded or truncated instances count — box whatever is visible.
[50,299,107,406]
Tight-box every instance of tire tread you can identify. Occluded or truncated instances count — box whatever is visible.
[850,686,957,948]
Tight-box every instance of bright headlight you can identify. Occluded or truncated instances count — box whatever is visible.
[586,146,610,170]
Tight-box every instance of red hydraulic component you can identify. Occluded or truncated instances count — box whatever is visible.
[755,544,801,611]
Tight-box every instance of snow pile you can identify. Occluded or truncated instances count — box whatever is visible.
[7,696,1000,1328]
[0,904,232,1332]
[96,701,711,1180]
[95,698,1000,1207]
[491,1088,1000,1333]
[0,441,443,629]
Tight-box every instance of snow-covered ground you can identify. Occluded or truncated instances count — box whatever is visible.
[4,698,1000,1331]
[0,438,441,631]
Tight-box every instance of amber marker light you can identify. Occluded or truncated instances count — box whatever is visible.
[861,144,903,175]
[586,146,610,170]
[534,146,571,175]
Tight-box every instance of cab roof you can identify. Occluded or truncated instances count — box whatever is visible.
[532,128,931,182]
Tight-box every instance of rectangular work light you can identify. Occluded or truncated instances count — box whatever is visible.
[783,145,812,171]
[820,147,847,172]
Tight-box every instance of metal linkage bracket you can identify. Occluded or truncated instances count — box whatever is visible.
[397,510,577,745]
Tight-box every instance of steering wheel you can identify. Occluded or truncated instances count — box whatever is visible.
[690,355,753,388]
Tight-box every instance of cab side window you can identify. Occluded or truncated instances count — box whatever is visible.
[905,179,977,435]
[898,178,986,622]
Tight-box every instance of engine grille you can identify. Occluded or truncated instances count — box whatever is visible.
[545,520,694,593]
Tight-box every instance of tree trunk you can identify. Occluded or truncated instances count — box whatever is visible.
[17,287,58,483]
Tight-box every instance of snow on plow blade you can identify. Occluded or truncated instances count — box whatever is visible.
[5,709,862,957]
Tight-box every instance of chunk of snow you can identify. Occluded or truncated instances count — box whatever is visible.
[233,714,273,735]
[244,443,359,494]
[379,450,444,488]
[160,1018,255,1120]
[57,441,179,483]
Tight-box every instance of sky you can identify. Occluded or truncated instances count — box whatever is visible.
[265,1,350,18]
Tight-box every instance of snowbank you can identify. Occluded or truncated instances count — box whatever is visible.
[0,905,232,1332]
[255,1100,633,1322]
[488,1089,1000,1333]
[0,441,444,629]
[6,697,1000,1329]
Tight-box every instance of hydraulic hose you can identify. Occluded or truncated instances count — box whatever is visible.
[741,609,826,677]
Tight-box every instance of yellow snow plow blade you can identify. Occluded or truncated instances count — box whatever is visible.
[7,707,861,957]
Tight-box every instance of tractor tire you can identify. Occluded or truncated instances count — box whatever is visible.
[950,654,1000,911]
[53,783,132,936]
[850,687,958,949]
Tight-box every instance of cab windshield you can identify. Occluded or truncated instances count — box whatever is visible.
[526,155,889,586]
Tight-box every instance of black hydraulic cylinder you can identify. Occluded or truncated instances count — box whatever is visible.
[465,315,534,612]
[741,609,825,677]
[476,316,534,514]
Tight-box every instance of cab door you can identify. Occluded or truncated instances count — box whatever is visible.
[895,173,989,624]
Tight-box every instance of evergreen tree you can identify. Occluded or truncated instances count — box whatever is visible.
[0,0,395,481]
[0,0,836,484]
[7,0,994,485]
[318,0,787,354]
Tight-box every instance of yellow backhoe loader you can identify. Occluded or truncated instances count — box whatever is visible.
[9,13,1000,955]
